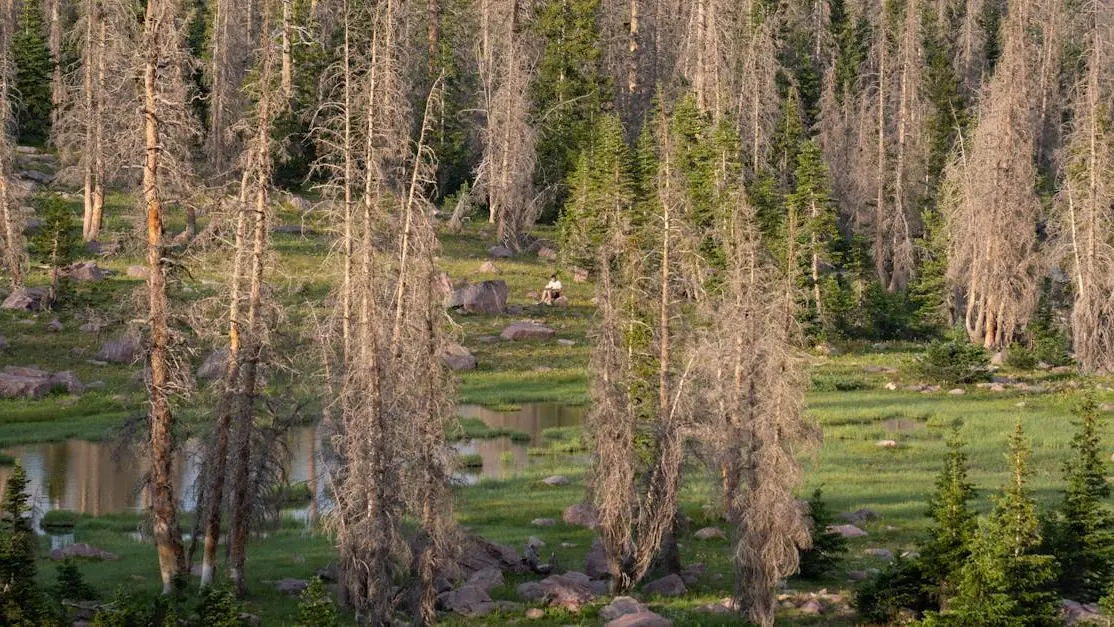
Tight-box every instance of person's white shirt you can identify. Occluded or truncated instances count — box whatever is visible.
[545,278,562,291]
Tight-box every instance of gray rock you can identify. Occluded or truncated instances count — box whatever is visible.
[694,527,726,540]
[840,508,878,525]
[0,372,54,399]
[948,388,966,395]
[828,524,868,538]
[799,598,823,615]
[585,538,609,579]
[531,518,557,527]
[66,262,107,282]
[274,578,310,595]
[2,287,48,311]
[536,247,557,259]
[517,581,545,602]
[535,573,596,612]
[500,321,556,341]
[197,349,228,381]
[47,319,62,332]
[49,371,84,395]
[541,475,569,486]
[600,596,646,621]
[642,573,686,597]
[679,563,705,586]
[478,260,501,274]
[79,322,102,334]
[95,336,141,364]
[1061,599,1106,625]
[465,567,504,592]
[562,502,600,529]
[605,610,673,627]
[49,543,117,561]
[19,169,53,183]
[488,245,513,259]
[448,280,509,315]
[441,343,477,371]
[458,535,526,575]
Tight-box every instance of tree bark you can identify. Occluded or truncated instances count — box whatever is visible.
[142,0,185,594]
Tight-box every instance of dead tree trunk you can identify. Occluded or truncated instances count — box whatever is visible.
[142,0,185,594]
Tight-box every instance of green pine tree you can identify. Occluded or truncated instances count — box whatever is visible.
[557,113,633,272]
[919,424,978,603]
[787,139,841,337]
[533,0,605,220]
[942,421,1059,625]
[10,0,53,144]
[0,462,46,625]
[798,487,848,579]
[29,194,80,307]
[1046,394,1114,602]
[295,578,339,627]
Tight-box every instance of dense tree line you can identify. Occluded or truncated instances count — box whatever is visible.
[1,0,1114,624]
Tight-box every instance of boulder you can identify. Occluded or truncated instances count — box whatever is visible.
[694,527,726,540]
[66,262,107,282]
[458,535,527,575]
[1062,599,1107,625]
[536,246,557,259]
[562,502,600,529]
[125,265,149,279]
[525,607,545,619]
[605,611,673,627]
[572,266,590,283]
[478,260,501,274]
[488,245,513,259]
[19,169,53,184]
[799,598,823,615]
[274,579,310,595]
[642,573,686,597]
[828,524,868,538]
[601,596,647,621]
[840,508,878,525]
[79,322,102,334]
[47,319,62,332]
[2,287,48,311]
[440,343,477,371]
[448,280,508,315]
[585,538,609,579]
[437,585,496,616]
[0,372,54,399]
[466,567,504,592]
[541,475,569,486]
[517,581,545,602]
[95,336,141,364]
[49,371,84,395]
[49,543,118,561]
[948,388,966,395]
[531,517,557,527]
[679,563,705,586]
[534,573,596,612]
[552,295,569,307]
[500,321,556,341]
[197,349,229,381]
[876,439,899,448]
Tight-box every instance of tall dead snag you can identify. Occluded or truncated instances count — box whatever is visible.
[477,0,538,249]
[333,76,457,627]
[207,0,255,175]
[0,0,25,289]
[199,0,283,590]
[1060,3,1114,372]
[588,105,699,593]
[140,0,186,593]
[701,182,814,627]
[943,0,1045,349]
[736,1,781,174]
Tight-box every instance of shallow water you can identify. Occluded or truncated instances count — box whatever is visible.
[0,403,584,522]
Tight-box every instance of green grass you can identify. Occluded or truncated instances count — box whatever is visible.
[447,417,531,442]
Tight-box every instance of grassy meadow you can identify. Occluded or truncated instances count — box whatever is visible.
[2,194,1113,625]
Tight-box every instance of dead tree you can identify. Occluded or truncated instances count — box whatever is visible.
[588,104,698,593]
[141,0,186,593]
[0,0,25,289]
[477,0,538,250]
[700,179,815,626]
[207,0,255,175]
[1060,2,1114,372]
[943,0,1045,349]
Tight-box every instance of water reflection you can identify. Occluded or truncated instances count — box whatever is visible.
[0,403,584,519]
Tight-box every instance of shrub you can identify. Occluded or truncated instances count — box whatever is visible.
[854,558,934,624]
[41,509,80,530]
[195,585,242,627]
[295,578,338,627]
[457,453,483,468]
[797,487,848,579]
[92,588,178,627]
[1005,342,1038,370]
[53,559,98,603]
[913,340,990,384]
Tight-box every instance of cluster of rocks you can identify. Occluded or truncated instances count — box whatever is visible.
[0,366,84,399]
[2,286,49,311]
[778,588,853,618]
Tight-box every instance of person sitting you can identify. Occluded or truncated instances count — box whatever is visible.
[541,274,563,305]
